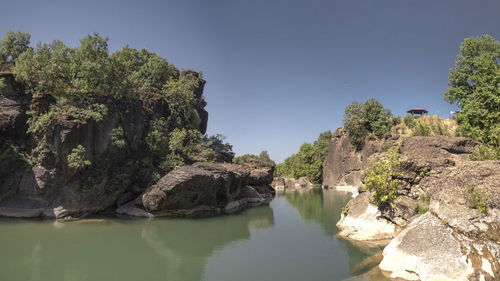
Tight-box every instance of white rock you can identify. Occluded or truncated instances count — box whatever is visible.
[379,213,474,281]
[337,192,396,240]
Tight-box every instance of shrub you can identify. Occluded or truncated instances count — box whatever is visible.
[363,144,402,207]
[462,185,491,213]
[111,126,126,148]
[403,115,415,127]
[469,145,500,161]
[67,145,91,170]
[146,118,170,155]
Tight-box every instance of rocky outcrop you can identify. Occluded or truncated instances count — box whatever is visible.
[0,71,213,219]
[322,128,390,189]
[337,191,397,241]
[380,213,475,281]
[327,129,499,280]
[271,177,314,192]
[119,160,275,217]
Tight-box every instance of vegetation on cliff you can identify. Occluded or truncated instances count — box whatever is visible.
[0,30,233,189]
[362,144,402,207]
[275,131,331,184]
[233,150,272,164]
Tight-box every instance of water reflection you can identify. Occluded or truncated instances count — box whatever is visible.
[285,189,386,278]
[0,206,274,281]
[0,190,388,281]
[141,206,275,281]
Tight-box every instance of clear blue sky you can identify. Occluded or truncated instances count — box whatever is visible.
[1,0,499,162]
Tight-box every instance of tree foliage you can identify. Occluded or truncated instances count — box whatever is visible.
[444,34,500,146]
[343,99,393,148]
[0,30,31,70]
[275,131,331,184]
[1,30,230,186]
[363,144,402,207]
[233,150,273,164]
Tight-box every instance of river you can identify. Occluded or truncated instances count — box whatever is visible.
[0,189,388,281]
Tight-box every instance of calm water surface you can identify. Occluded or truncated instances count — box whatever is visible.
[0,189,388,281]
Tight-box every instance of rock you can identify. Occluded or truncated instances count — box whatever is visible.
[0,70,211,219]
[379,213,475,281]
[271,177,314,192]
[271,177,285,191]
[419,160,500,234]
[334,185,359,198]
[140,160,275,217]
[116,192,134,207]
[116,201,153,218]
[322,127,390,189]
[0,207,43,218]
[337,192,397,240]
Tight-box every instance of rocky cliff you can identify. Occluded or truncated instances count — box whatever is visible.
[322,127,390,188]
[0,71,275,220]
[324,128,499,281]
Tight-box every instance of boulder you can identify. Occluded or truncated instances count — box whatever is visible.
[337,192,397,241]
[138,160,275,217]
[379,213,475,281]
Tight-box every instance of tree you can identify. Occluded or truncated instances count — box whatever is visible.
[343,99,392,148]
[275,131,331,183]
[444,34,500,146]
[259,150,271,162]
[0,30,31,70]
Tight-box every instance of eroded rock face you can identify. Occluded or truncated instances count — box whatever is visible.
[337,192,397,241]
[322,128,390,189]
[327,130,499,280]
[380,213,474,281]
[138,160,275,217]
[0,71,211,219]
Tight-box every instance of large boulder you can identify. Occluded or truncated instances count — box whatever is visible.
[380,213,475,281]
[137,160,275,217]
[337,192,397,241]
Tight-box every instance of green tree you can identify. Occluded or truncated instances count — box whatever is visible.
[444,35,500,146]
[343,99,392,148]
[0,30,31,70]
[259,150,271,162]
[275,131,331,183]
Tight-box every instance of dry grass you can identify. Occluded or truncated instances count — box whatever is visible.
[392,115,457,138]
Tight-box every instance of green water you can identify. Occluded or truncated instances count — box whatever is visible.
[0,189,387,281]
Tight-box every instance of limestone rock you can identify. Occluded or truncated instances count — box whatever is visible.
[379,213,474,281]
[337,192,397,241]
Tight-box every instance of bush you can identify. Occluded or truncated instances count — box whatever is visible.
[343,99,392,148]
[462,185,491,213]
[111,126,126,148]
[67,145,91,170]
[469,145,500,161]
[233,151,272,164]
[363,144,402,207]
